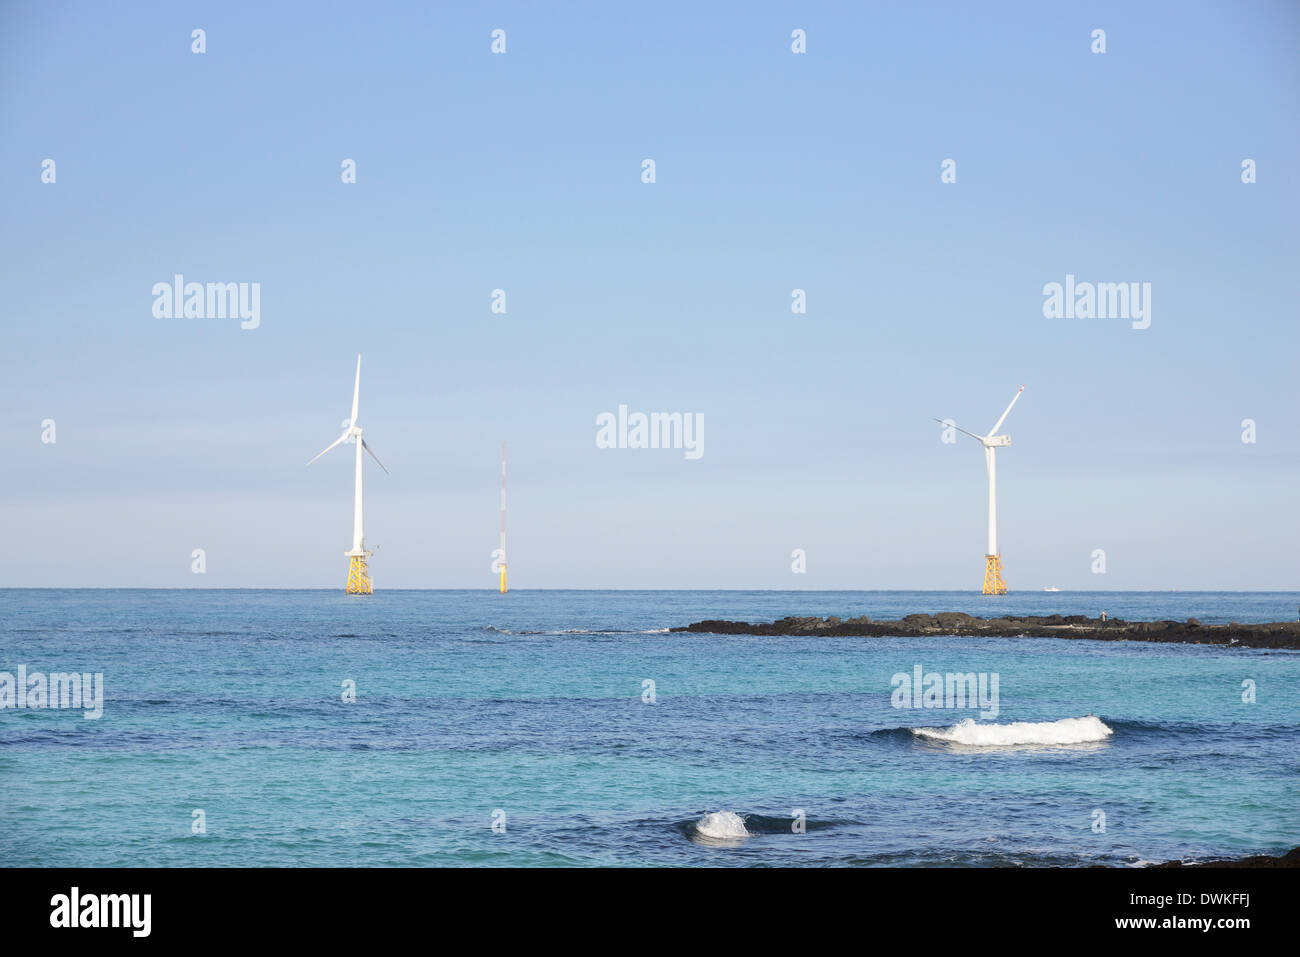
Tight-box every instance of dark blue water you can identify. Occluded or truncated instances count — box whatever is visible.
[1,590,1297,866]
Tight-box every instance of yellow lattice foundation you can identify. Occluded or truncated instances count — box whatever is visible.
[498,564,508,594]
[346,554,373,595]
[982,554,1006,595]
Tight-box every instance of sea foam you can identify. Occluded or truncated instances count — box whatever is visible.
[912,715,1114,747]
[694,811,750,841]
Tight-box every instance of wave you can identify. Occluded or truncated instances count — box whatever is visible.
[911,715,1114,747]
[692,811,750,843]
[680,811,836,844]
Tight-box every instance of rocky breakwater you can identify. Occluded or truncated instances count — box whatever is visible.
[671,612,1300,650]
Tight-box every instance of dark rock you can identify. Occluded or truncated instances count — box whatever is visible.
[671,612,1300,650]
[1152,846,1300,869]
[933,612,975,628]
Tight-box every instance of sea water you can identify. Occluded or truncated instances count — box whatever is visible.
[1,589,1297,867]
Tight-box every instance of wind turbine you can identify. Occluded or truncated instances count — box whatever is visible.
[935,386,1024,595]
[307,355,388,594]
[497,441,508,594]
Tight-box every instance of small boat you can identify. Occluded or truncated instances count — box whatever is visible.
[1043,586,1061,592]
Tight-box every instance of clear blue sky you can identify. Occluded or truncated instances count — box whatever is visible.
[3,1,1297,589]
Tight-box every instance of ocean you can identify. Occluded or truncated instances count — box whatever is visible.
[2,589,1297,867]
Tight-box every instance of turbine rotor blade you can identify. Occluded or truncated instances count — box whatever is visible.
[988,385,1025,436]
[307,430,350,466]
[933,417,986,442]
[349,355,361,428]
[362,439,388,474]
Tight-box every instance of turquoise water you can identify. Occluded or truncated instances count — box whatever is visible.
[1,590,1297,866]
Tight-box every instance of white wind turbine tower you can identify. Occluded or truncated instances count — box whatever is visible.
[307,355,388,594]
[935,385,1024,595]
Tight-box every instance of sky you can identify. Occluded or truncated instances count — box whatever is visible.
[2,0,1297,589]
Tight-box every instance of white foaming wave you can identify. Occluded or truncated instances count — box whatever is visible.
[912,715,1114,747]
[694,811,750,841]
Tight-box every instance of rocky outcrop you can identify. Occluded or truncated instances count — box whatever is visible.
[671,613,1300,650]
[1152,846,1300,868]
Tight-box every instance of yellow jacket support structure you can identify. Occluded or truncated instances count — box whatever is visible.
[982,554,1006,595]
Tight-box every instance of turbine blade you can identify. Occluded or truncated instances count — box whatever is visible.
[362,439,388,474]
[933,417,986,442]
[988,385,1025,436]
[307,430,350,466]
[349,355,361,428]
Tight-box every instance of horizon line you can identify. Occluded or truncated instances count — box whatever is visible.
[4,587,1298,594]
